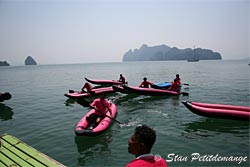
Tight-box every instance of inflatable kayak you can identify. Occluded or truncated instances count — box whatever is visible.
[0,92,12,102]
[122,85,182,96]
[182,101,250,121]
[85,77,124,86]
[64,86,115,99]
[75,103,117,136]
[151,82,172,89]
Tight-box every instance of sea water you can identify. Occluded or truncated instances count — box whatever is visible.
[0,60,249,167]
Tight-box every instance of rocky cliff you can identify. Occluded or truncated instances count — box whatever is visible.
[122,44,222,61]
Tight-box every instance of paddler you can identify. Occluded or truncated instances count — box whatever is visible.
[168,79,180,92]
[138,77,153,88]
[118,74,126,84]
[86,94,112,127]
[175,74,181,85]
[81,82,95,95]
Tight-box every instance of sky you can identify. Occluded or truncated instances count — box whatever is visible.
[0,0,249,65]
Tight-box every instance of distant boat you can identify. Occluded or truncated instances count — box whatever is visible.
[188,45,199,62]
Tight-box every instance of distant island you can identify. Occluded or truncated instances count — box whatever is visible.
[0,61,10,66]
[25,56,37,65]
[122,44,222,61]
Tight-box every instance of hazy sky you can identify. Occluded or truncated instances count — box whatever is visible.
[0,0,249,65]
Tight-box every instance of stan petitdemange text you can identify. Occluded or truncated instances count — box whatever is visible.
[166,153,248,164]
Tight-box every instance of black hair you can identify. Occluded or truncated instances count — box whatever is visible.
[100,93,107,99]
[134,125,156,151]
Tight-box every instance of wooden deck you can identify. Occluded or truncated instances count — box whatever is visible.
[0,134,66,167]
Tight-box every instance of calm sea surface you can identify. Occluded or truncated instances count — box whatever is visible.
[0,60,249,167]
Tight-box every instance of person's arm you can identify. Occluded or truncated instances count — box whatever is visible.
[90,99,97,108]
[103,99,112,115]
[168,82,173,90]
[108,105,112,115]
[88,84,92,91]
[81,84,86,92]
[138,82,143,87]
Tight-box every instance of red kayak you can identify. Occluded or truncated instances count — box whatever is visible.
[122,85,183,96]
[182,101,250,121]
[85,77,124,86]
[75,103,117,136]
[64,86,115,99]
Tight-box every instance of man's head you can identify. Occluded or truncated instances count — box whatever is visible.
[128,125,156,157]
[100,94,107,100]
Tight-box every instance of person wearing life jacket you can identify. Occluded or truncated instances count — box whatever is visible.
[139,77,153,88]
[87,95,112,126]
[81,82,93,93]
[126,125,168,167]
[168,79,180,92]
[175,74,181,85]
[118,74,126,84]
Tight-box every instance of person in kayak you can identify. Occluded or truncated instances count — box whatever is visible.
[175,74,181,85]
[139,77,153,88]
[118,74,126,84]
[81,82,93,93]
[168,79,180,92]
[87,95,112,127]
[126,125,168,167]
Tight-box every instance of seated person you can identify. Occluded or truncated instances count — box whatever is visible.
[139,77,153,88]
[87,95,112,127]
[118,74,126,84]
[81,82,93,93]
[175,74,181,85]
[168,79,180,92]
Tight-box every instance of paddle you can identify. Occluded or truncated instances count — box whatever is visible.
[76,98,124,125]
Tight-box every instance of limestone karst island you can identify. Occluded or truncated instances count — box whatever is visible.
[25,56,37,65]
[122,44,222,61]
[0,61,10,66]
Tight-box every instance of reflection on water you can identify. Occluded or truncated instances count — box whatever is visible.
[74,132,112,166]
[0,103,13,121]
[182,118,250,138]
[64,98,76,106]
[115,93,181,106]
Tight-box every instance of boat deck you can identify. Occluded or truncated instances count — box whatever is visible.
[0,134,66,167]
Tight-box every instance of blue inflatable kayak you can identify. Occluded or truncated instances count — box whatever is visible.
[151,82,171,89]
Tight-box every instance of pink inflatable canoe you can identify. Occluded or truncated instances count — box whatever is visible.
[182,101,250,121]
